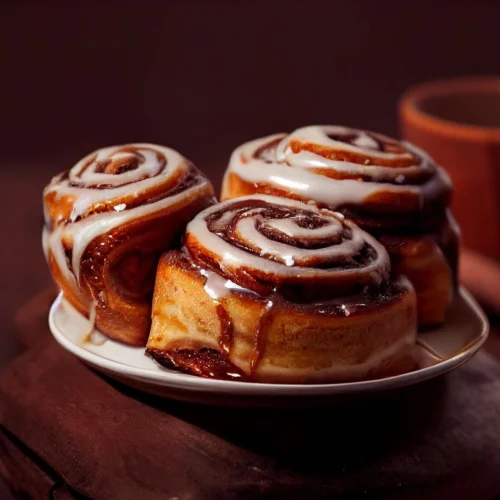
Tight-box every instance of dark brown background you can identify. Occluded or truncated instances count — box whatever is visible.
[0,2,499,498]
[1,0,499,368]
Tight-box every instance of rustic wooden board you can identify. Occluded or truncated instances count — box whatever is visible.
[0,292,500,499]
[0,429,57,498]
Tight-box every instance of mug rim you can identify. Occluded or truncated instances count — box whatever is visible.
[399,76,500,141]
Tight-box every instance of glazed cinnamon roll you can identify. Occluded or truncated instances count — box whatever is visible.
[221,126,459,327]
[43,144,215,345]
[147,195,417,383]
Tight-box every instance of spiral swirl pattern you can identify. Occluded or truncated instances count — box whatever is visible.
[44,143,214,292]
[185,195,391,296]
[70,145,169,187]
[222,126,451,229]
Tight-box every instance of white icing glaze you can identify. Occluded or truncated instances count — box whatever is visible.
[200,268,253,301]
[200,268,231,300]
[88,329,108,346]
[46,143,187,222]
[84,301,97,337]
[281,149,429,179]
[264,216,340,239]
[233,215,365,267]
[186,195,391,287]
[73,148,167,187]
[224,127,451,213]
[44,143,211,294]
[276,125,416,161]
[42,227,50,260]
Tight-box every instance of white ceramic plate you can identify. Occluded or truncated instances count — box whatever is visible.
[49,288,489,405]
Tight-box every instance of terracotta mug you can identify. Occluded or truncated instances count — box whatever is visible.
[399,77,500,261]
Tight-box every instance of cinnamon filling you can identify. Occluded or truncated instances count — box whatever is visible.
[147,348,250,382]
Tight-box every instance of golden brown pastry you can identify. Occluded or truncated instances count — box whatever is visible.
[147,195,418,383]
[43,143,215,345]
[221,126,459,327]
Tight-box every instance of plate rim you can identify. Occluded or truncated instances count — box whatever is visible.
[48,287,490,396]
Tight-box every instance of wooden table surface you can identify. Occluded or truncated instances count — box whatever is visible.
[0,289,499,499]
[2,3,500,496]
[1,161,500,498]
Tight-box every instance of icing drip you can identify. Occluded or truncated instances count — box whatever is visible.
[200,268,251,299]
[81,302,107,345]
[178,248,417,382]
[87,329,108,346]
[199,265,276,375]
[251,300,274,374]
[191,196,401,377]
[200,265,275,375]
[215,304,234,355]
[198,269,236,356]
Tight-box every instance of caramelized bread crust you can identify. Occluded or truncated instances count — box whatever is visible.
[148,244,418,384]
[147,196,419,382]
[221,127,460,327]
[43,144,215,345]
[380,234,452,327]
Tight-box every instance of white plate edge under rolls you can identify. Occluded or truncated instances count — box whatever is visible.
[48,287,489,397]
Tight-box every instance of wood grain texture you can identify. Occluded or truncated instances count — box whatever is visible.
[0,430,56,498]
[0,297,500,499]
[0,427,77,499]
[0,2,498,496]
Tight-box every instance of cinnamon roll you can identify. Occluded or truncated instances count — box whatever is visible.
[146,195,417,383]
[43,144,215,345]
[221,126,459,327]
